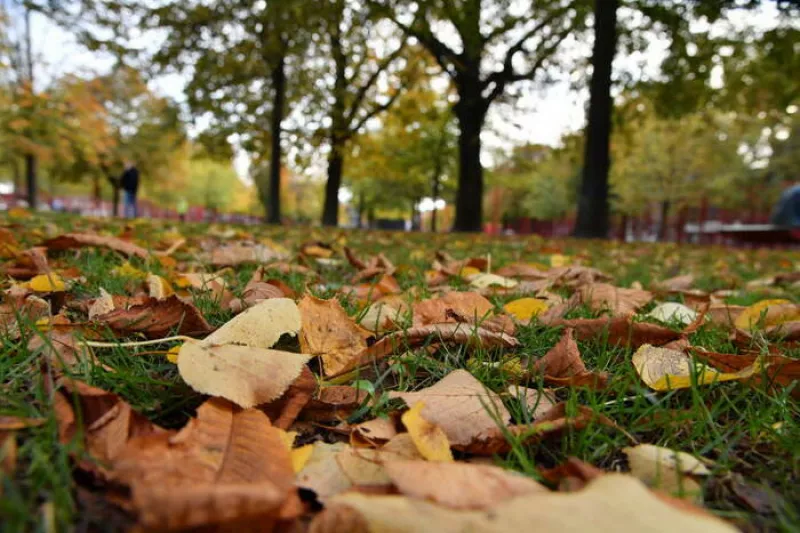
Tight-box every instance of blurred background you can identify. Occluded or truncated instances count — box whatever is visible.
[0,0,798,241]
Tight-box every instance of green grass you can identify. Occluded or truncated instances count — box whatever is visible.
[1,214,799,531]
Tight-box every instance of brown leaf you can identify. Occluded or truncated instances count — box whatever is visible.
[260,366,317,429]
[0,415,46,430]
[0,294,50,339]
[54,379,165,473]
[311,474,736,533]
[390,370,509,453]
[414,291,515,335]
[350,417,398,447]
[691,348,800,398]
[656,275,695,292]
[506,386,556,421]
[558,317,682,348]
[298,295,373,376]
[383,460,546,510]
[44,233,149,259]
[209,242,285,267]
[547,265,612,287]
[29,328,99,370]
[540,457,605,492]
[95,295,212,339]
[574,283,653,317]
[527,328,609,389]
[3,246,50,279]
[303,386,369,423]
[706,304,745,328]
[111,398,300,529]
[495,263,549,280]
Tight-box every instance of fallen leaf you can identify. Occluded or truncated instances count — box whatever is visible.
[210,242,285,267]
[95,295,212,339]
[690,348,800,398]
[310,474,736,533]
[506,386,556,421]
[351,417,398,447]
[623,444,710,501]
[540,457,605,492]
[558,317,682,348]
[88,288,116,319]
[632,344,758,391]
[391,370,509,453]
[202,297,301,348]
[656,275,695,292]
[54,379,164,472]
[574,283,653,317]
[112,398,300,529]
[177,343,311,408]
[527,328,609,389]
[146,274,174,300]
[413,291,515,334]
[303,386,369,422]
[27,272,66,292]
[383,460,546,510]
[468,273,518,290]
[503,298,549,323]
[648,303,698,326]
[495,263,549,280]
[0,416,46,430]
[358,297,408,334]
[44,233,149,259]
[401,402,454,462]
[298,295,372,376]
[734,299,800,330]
[261,366,318,429]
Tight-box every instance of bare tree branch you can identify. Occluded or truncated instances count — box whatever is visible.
[345,42,407,127]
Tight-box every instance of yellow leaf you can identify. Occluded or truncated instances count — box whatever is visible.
[468,273,518,289]
[291,445,314,473]
[632,344,758,391]
[166,345,181,364]
[147,274,174,300]
[410,250,425,261]
[401,402,453,462]
[459,266,482,278]
[112,262,147,280]
[623,444,710,502]
[27,273,65,292]
[8,207,31,219]
[734,299,800,330]
[503,298,549,321]
[549,254,570,268]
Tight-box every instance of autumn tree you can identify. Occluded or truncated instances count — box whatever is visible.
[369,0,590,231]
[347,72,457,230]
[295,0,411,227]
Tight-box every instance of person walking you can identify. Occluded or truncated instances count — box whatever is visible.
[177,197,189,222]
[120,161,140,218]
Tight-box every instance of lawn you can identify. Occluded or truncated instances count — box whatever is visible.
[1,212,798,532]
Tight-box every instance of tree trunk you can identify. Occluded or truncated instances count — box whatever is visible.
[322,5,348,228]
[322,141,344,227]
[92,175,102,207]
[12,157,22,200]
[573,0,619,239]
[453,101,485,233]
[25,153,37,209]
[657,200,671,241]
[267,52,286,224]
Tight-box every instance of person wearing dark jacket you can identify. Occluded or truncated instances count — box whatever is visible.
[120,161,140,218]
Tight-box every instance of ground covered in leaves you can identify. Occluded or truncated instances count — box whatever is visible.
[1,212,798,532]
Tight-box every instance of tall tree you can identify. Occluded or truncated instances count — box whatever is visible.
[304,0,409,226]
[370,0,590,231]
[574,0,618,238]
[149,0,312,224]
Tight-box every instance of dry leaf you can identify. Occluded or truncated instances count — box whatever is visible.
[210,242,285,267]
[351,417,398,447]
[202,297,301,348]
[112,398,299,529]
[527,328,609,389]
[413,291,514,335]
[734,299,800,330]
[656,275,695,292]
[303,386,369,422]
[54,379,164,472]
[558,317,682,348]
[391,370,509,453]
[495,263,549,280]
[383,460,546,510]
[95,295,212,339]
[506,386,556,421]
[177,343,311,408]
[310,474,736,533]
[27,272,66,292]
[261,366,318,429]
[358,297,408,334]
[0,416,46,430]
[503,298,549,324]
[298,295,372,376]
[574,283,653,317]
[540,457,605,492]
[623,444,710,501]
[44,233,149,259]
[468,273,518,289]
[401,402,453,462]
[691,348,800,398]
[632,345,758,391]
[88,288,115,319]
[648,303,698,326]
